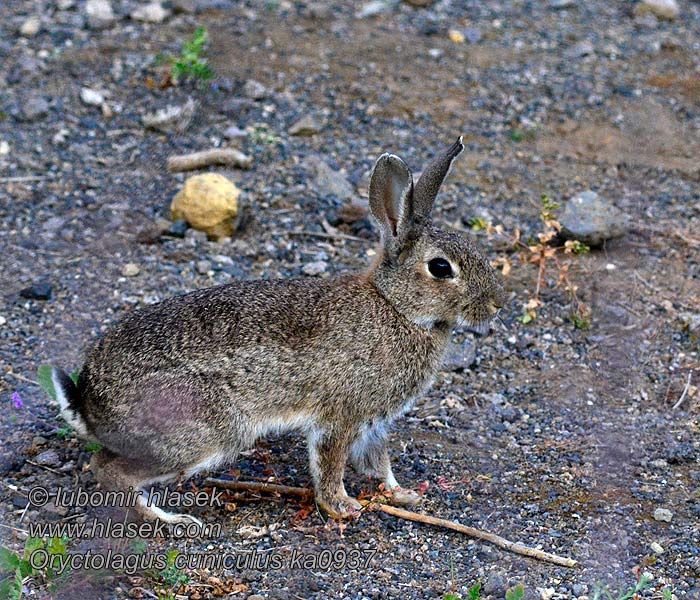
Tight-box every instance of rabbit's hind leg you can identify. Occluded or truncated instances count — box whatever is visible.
[349,421,421,507]
[91,449,205,525]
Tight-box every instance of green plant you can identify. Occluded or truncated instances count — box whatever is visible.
[170,26,214,85]
[467,583,482,600]
[152,549,189,600]
[0,537,68,599]
[592,573,654,600]
[505,585,525,600]
[84,441,103,453]
[250,124,280,145]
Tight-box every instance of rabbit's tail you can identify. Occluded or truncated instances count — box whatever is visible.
[52,367,89,436]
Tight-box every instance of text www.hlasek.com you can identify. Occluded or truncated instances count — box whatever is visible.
[27,485,222,538]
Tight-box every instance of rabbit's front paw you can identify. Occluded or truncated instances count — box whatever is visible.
[316,493,362,519]
[388,488,422,507]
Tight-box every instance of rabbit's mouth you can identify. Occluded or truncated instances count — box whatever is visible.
[457,314,494,337]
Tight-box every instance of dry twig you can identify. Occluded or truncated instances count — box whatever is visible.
[167,148,253,172]
[672,372,693,411]
[204,478,577,568]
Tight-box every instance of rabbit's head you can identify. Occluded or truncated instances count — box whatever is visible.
[368,138,505,334]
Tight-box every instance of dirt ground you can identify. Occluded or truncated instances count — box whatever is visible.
[1,0,699,599]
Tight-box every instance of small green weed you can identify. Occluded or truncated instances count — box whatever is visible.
[250,124,280,145]
[506,584,525,600]
[0,537,68,599]
[170,26,214,86]
[592,573,654,600]
[151,549,189,600]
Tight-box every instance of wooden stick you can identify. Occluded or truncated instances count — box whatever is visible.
[204,478,577,568]
[204,478,313,499]
[167,148,253,172]
[672,372,693,411]
[288,230,365,242]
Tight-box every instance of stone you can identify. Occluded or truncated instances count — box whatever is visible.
[35,450,61,467]
[22,95,49,122]
[85,0,116,29]
[634,0,679,20]
[166,219,189,238]
[131,2,170,22]
[356,1,390,18]
[679,312,700,336]
[171,173,241,239]
[243,79,267,100]
[302,261,328,276]
[20,15,41,37]
[337,200,368,224]
[121,263,140,277]
[483,572,507,597]
[142,98,196,133]
[171,0,197,12]
[80,87,104,106]
[0,140,10,155]
[404,0,434,5]
[653,507,673,522]
[57,0,76,9]
[559,190,627,247]
[224,125,248,140]
[19,282,52,300]
[565,40,594,59]
[32,436,47,446]
[0,316,6,326]
[443,336,477,371]
[305,156,354,200]
[289,115,322,136]
[650,541,665,554]
[196,260,212,274]
[549,0,575,8]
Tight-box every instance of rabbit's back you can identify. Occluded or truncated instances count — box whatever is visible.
[77,276,446,451]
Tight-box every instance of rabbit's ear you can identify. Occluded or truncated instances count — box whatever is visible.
[413,137,464,221]
[368,153,415,243]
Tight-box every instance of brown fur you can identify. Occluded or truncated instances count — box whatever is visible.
[54,138,504,522]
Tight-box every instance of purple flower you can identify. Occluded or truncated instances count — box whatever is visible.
[11,392,23,409]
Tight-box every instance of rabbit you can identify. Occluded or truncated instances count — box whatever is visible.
[52,137,505,524]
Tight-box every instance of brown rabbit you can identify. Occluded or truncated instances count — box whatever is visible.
[53,138,505,523]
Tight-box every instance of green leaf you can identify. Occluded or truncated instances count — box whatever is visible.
[0,547,20,573]
[518,312,534,324]
[443,595,462,600]
[18,558,34,578]
[70,370,80,385]
[506,585,525,600]
[85,442,103,453]
[37,365,56,401]
[468,583,481,600]
[47,537,67,556]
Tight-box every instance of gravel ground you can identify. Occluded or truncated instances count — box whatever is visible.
[1,0,699,599]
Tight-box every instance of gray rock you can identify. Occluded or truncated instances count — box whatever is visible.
[653,507,673,522]
[121,263,140,277]
[171,0,197,12]
[35,449,61,467]
[549,0,575,8]
[243,79,267,100]
[305,156,354,200]
[302,261,328,276]
[131,2,170,22]
[289,115,322,136]
[32,436,47,446]
[20,15,41,37]
[224,125,248,140]
[564,40,594,59]
[356,0,392,18]
[483,572,507,596]
[196,260,212,274]
[560,190,627,246]
[142,98,196,133]
[19,282,52,300]
[57,0,76,9]
[80,87,104,106]
[22,95,49,122]
[634,0,679,20]
[443,336,477,371]
[85,0,116,29]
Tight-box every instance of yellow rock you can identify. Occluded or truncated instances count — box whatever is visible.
[171,173,240,239]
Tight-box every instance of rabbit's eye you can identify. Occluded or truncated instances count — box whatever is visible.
[428,258,453,279]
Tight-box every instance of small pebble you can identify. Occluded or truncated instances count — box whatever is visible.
[196,260,212,274]
[20,282,52,301]
[302,261,328,276]
[653,507,673,522]
[650,541,665,554]
[121,263,140,277]
[80,87,105,107]
[20,15,41,37]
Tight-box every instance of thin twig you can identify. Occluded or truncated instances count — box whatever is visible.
[0,175,47,183]
[288,230,365,242]
[5,371,39,386]
[205,478,577,568]
[25,460,64,475]
[672,372,693,411]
